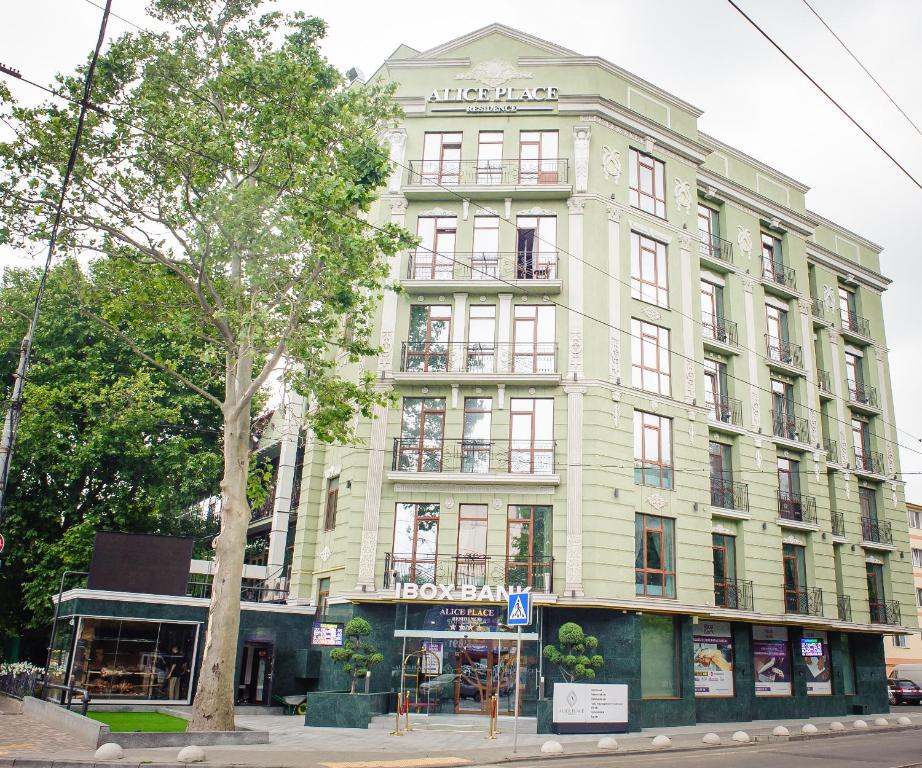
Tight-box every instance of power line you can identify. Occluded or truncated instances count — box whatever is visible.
[725,0,922,193]
[800,0,922,139]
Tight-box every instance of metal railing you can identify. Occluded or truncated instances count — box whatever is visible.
[249,483,276,523]
[841,310,871,337]
[399,341,558,375]
[714,578,753,610]
[831,511,846,538]
[0,669,42,700]
[855,450,885,475]
[762,261,797,290]
[777,490,818,524]
[811,297,825,320]
[39,680,91,716]
[765,334,803,368]
[869,599,901,625]
[710,477,749,512]
[391,437,556,475]
[406,158,569,186]
[837,593,852,622]
[860,516,893,545]
[702,316,739,347]
[785,586,823,616]
[824,437,840,463]
[707,395,743,427]
[817,368,832,395]
[406,251,560,281]
[698,234,734,264]
[383,552,554,592]
[848,381,879,408]
[771,409,809,443]
[187,570,289,603]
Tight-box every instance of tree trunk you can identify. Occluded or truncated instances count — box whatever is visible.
[188,396,251,731]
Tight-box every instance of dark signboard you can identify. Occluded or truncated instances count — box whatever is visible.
[422,604,499,633]
[87,532,193,596]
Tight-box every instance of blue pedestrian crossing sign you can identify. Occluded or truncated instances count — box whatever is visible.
[506,591,532,626]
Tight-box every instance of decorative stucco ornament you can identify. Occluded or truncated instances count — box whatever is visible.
[601,145,622,182]
[737,226,752,259]
[611,390,622,425]
[823,284,835,309]
[642,305,662,322]
[573,126,591,193]
[674,179,692,212]
[319,546,332,563]
[647,493,667,511]
[455,60,533,87]
[609,337,621,382]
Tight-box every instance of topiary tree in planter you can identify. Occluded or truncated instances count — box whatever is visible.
[543,622,604,683]
[330,618,384,693]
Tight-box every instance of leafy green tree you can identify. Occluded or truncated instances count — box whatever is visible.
[0,0,412,730]
[543,622,604,683]
[0,261,223,638]
[330,618,384,694]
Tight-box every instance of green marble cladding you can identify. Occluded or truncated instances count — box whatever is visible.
[305,691,391,728]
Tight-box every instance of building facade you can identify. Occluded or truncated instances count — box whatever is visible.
[885,501,922,674]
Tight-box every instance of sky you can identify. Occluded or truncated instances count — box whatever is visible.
[1,0,921,500]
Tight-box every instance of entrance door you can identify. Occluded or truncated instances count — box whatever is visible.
[454,640,521,715]
[237,643,273,705]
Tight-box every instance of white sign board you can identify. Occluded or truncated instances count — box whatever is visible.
[552,683,628,733]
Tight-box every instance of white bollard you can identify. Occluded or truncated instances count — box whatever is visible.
[873,717,889,727]
[540,740,563,754]
[853,719,869,729]
[597,737,619,750]
[702,732,721,745]
[651,734,672,748]
[94,743,124,760]
[801,724,818,735]
[731,730,750,743]
[829,722,845,731]
[772,725,790,737]
[177,745,206,764]
[898,716,912,726]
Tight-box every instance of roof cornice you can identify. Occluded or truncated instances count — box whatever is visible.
[417,22,580,58]
[700,132,810,194]
[806,241,891,291]
[808,209,883,253]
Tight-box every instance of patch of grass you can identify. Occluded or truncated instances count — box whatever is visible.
[87,711,189,732]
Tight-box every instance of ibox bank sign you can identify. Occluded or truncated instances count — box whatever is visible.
[393,582,531,602]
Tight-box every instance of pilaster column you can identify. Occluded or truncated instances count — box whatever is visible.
[567,198,586,378]
[266,391,305,575]
[572,125,591,194]
[606,204,622,383]
[497,292,513,373]
[378,198,408,374]
[384,128,407,193]
[873,347,896,476]
[741,276,761,430]
[798,299,819,446]
[678,231,696,404]
[827,328,849,465]
[452,292,468,373]
[355,387,391,591]
[564,384,586,596]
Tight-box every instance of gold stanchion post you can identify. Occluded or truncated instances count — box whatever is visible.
[404,691,412,732]
[390,692,403,736]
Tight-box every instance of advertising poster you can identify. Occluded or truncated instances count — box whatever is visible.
[693,621,734,697]
[552,683,629,734]
[802,631,832,696]
[753,626,792,697]
[311,622,344,647]
[421,641,444,675]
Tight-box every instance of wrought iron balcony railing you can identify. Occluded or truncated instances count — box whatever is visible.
[698,234,734,264]
[869,599,901,625]
[771,409,809,443]
[391,437,556,475]
[831,511,846,538]
[824,437,840,463]
[848,381,879,409]
[702,316,739,347]
[811,297,825,320]
[762,261,797,290]
[854,450,885,475]
[785,586,823,616]
[841,310,871,338]
[860,516,893,545]
[406,158,569,187]
[707,395,743,427]
[777,490,818,524]
[399,341,558,375]
[817,369,832,395]
[765,334,803,368]
[837,593,852,622]
[710,477,749,512]
[383,552,554,592]
[249,482,277,523]
[406,251,559,281]
[714,578,753,610]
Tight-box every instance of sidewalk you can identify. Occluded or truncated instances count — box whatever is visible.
[25,708,922,768]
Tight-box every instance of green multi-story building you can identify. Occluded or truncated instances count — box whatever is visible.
[48,23,916,730]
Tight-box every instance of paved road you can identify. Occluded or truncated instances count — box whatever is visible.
[495,730,922,768]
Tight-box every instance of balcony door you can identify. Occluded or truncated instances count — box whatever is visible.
[422,132,462,185]
[392,502,440,583]
[845,352,864,400]
[515,215,556,279]
[513,305,555,373]
[467,306,496,373]
[413,216,456,280]
[476,131,503,185]
[778,457,801,519]
[456,504,488,586]
[866,562,885,622]
[461,397,492,474]
[398,398,445,472]
[472,216,499,278]
[506,505,551,591]
[704,359,729,422]
[851,418,871,468]
[712,533,737,608]
[509,398,554,474]
[700,280,725,341]
[783,543,806,612]
[766,304,790,361]
[762,233,783,279]
[697,205,720,255]
[771,379,795,437]
[518,131,558,184]
[406,305,451,372]
[709,441,733,508]
[839,287,857,326]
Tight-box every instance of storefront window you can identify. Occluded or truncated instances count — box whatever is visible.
[640,614,677,698]
[68,618,199,702]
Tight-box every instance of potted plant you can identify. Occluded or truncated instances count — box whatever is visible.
[330,618,384,694]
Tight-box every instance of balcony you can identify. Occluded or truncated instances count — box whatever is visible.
[810,297,828,325]
[831,511,846,538]
[837,594,852,622]
[777,490,818,526]
[869,599,901,625]
[249,482,277,526]
[397,342,560,384]
[816,369,833,399]
[707,396,744,434]
[854,450,885,476]
[860,516,893,547]
[698,234,734,271]
[390,438,558,485]
[840,310,871,342]
[383,552,554,592]
[187,566,289,604]
[765,335,803,371]
[824,437,841,465]
[762,262,797,295]
[404,158,571,199]
[785,586,823,616]
[771,409,809,445]
[714,578,753,610]
[404,251,562,294]
[702,316,739,351]
[710,477,749,513]
[848,382,880,414]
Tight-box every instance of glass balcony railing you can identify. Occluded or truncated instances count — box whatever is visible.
[400,341,558,375]
[391,437,556,475]
[406,158,569,187]
[406,251,559,281]
[383,552,554,592]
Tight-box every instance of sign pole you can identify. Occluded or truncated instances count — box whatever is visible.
[513,624,521,753]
